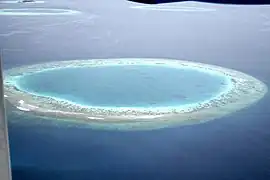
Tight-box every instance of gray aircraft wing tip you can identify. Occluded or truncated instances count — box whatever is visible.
[0,49,13,180]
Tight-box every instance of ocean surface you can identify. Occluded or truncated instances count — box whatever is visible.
[1,0,270,180]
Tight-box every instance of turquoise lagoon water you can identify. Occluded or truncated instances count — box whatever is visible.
[15,65,228,108]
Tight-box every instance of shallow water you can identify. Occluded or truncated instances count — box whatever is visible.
[15,65,227,107]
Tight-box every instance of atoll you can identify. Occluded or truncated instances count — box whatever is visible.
[0,1,45,4]
[0,8,81,16]
[3,58,268,130]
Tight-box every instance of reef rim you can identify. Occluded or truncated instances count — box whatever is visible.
[4,58,268,130]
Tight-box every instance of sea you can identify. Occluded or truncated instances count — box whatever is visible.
[1,0,270,180]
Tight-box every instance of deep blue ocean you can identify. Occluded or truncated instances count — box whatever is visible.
[1,0,270,180]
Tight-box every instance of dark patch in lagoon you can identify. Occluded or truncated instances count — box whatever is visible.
[3,58,268,130]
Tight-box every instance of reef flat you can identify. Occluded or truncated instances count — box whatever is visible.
[3,58,268,130]
[0,8,81,16]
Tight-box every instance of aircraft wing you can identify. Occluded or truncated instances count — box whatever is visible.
[0,51,12,180]
[128,0,270,5]
[128,0,181,3]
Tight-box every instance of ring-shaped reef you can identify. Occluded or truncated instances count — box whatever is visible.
[4,58,268,130]
[0,8,80,16]
[0,1,45,4]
